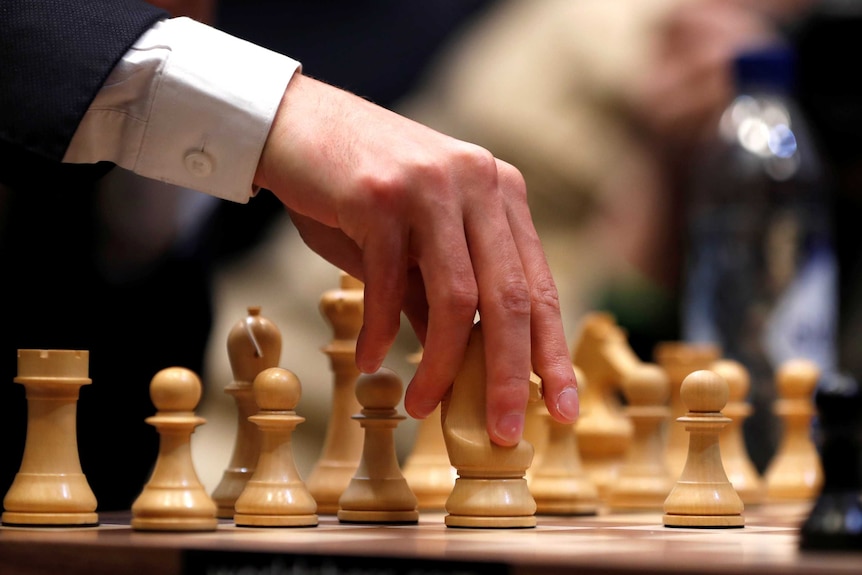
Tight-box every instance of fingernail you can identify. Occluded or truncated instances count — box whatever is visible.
[556,386,580,422]
[355,349,383,374]
[411,400,437,419]
[494,412,524,445]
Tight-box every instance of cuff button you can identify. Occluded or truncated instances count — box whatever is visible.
[184,151,214,177]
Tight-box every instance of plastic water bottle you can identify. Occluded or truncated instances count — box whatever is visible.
[681,44,838,467]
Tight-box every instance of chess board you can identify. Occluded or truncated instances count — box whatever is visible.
[2,503,861,575]
[2,304,857,575]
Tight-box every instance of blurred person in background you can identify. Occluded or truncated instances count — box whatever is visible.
[399,0,817,361]
[398,0,820,472]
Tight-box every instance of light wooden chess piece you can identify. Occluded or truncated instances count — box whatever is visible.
[306,272,365,514]
[710,359,765,505]
[529,366,599,516]
[2,350,98,527]
[131,367,218,531]
[212,306,283,518]
[663,369,744,528]
[570,312,640,498]
[763,358,824,502]
[234,367,318,527]
[523,374,552,482]
[338,367,419,523]
[442,322,536,528]
[607,363,674,511]
[401,348,456,510]
[654,341,722,481]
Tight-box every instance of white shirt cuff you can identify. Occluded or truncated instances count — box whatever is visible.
[64,17,301,203]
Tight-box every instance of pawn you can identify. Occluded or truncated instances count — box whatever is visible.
[234,367,318,527]
[401,348,456,511]
[663,369,744,528]
[710,359,764,505]
[607,363,674,511]
[654,341,722,480]
[401,405,455,510]
[523,381,550,484]
[529,366,599,516]
[799,371,862,551]
[337,367,419,523]
[131,368,218,531]
[764,359,824,502]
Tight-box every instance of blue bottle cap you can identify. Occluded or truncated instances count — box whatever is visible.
[733,44,796,93]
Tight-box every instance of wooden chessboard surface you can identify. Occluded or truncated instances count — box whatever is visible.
[2,502,861,575]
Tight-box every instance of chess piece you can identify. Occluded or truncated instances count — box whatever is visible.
[401,348,456,511]
[710,359,765,505]
[663,369,744,528]
[2,350,98,527]
[529,366,599,516]
[799,371,862,551]
[306,272,365,514]
[234,367,318,527]
[337,367,419,523]
[570,313,639,498]
[442,322,536,528]
[654,341,722,480]
[763,358,824,502]
[131,367,218,531]
[523,367,551,484]
[212,306,283,518]
[607,363,674,511]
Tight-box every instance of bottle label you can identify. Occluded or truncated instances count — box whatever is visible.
[763,245,838,373]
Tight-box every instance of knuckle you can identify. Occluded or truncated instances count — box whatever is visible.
[487,373,531,405]
[496,279,532,317]
[440,285,480,319]
[531,275,562,314]
[496,161,528,199]
[356,171,408,207]
[462,145,498,175]
[449,142,499,184]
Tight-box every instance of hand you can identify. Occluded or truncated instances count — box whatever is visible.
[254,73,579,446]
[632,0,779,149]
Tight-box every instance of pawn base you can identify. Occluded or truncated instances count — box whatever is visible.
[445,514,536,528]
[1,511,98,527]
[663,513,744,528]
[337,509,419,524]
[235,513,318,528]
[131,517,218,532]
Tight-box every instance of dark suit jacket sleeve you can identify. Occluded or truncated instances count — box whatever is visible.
[0,0,168,188]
